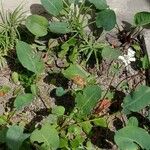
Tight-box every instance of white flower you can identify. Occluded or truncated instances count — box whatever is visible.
[118,47,136,67]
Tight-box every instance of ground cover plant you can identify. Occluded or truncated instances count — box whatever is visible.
[0,0,150,150]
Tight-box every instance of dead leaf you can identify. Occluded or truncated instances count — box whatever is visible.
[0,91,5,97]
[95,99,111,114]
[72,75,86,87]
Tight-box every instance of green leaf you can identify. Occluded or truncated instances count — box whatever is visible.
[43,114,58,125]
[81,122,93,134]
[52,106,65,116]
[114,126,150,150]
[11,72,20,85]
[49,22,71,34]
[141,55,150,69]
[96,9,116,31]
[75,85,101,116]
[30,124,59,150]
[62,64,90,81]
[6,125,29,150]
[41,0,63,16]
[122,85,150,114]
[59,137,68,148]
[56,87,67,97]
[0,115,7,125]
[25,15,49,37]
[92,117,107,127]
[88,0,108,10]
[31,84,38,96]
[127,117,138,127]
[134,11,150,26]
[16,41,44,74]
[102,46,121,60]
[14,94,34,110]
[0,128,7,143]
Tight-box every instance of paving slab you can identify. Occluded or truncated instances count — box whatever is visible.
[107,0,150,24]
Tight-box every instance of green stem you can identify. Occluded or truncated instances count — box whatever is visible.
[82,21,96,29]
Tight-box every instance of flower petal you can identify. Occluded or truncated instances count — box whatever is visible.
[128,47,135,57]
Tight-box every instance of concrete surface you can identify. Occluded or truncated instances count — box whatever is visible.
[1,0,150,23]
[143,30,150,59]
[107,0,150,24]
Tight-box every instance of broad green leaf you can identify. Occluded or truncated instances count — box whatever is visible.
[88,0,108,10]
[122,85,150,114]
[49,22,71,34]
[56,87,67,97]
[75,85,101,116]
[62,64,90,81]
[114,126,150,150]
[96,9,116,31]
[30,124,59,150]
[102,46,121,60]
[25,15,49,37]
[6,125,29,150]
[41,0,63,16]
[14,94,34,110]
[52,106,65,116]
[134,11,150,26]
[16,41,44,74]
[127,117,138,127]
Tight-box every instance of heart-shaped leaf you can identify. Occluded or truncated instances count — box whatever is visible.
[96,9,116,31]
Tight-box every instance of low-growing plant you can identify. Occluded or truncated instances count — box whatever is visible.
[25,0,117,69]
[0,2,26,68]
[0,1,150,150]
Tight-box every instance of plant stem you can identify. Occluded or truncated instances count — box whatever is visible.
[101,73,116,100]
[82,21,96,29]
[115,71,143,90]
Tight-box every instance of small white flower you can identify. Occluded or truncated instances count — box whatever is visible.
[118,47,136,67]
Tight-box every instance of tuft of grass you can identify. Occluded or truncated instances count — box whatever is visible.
[0,1,26,68]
